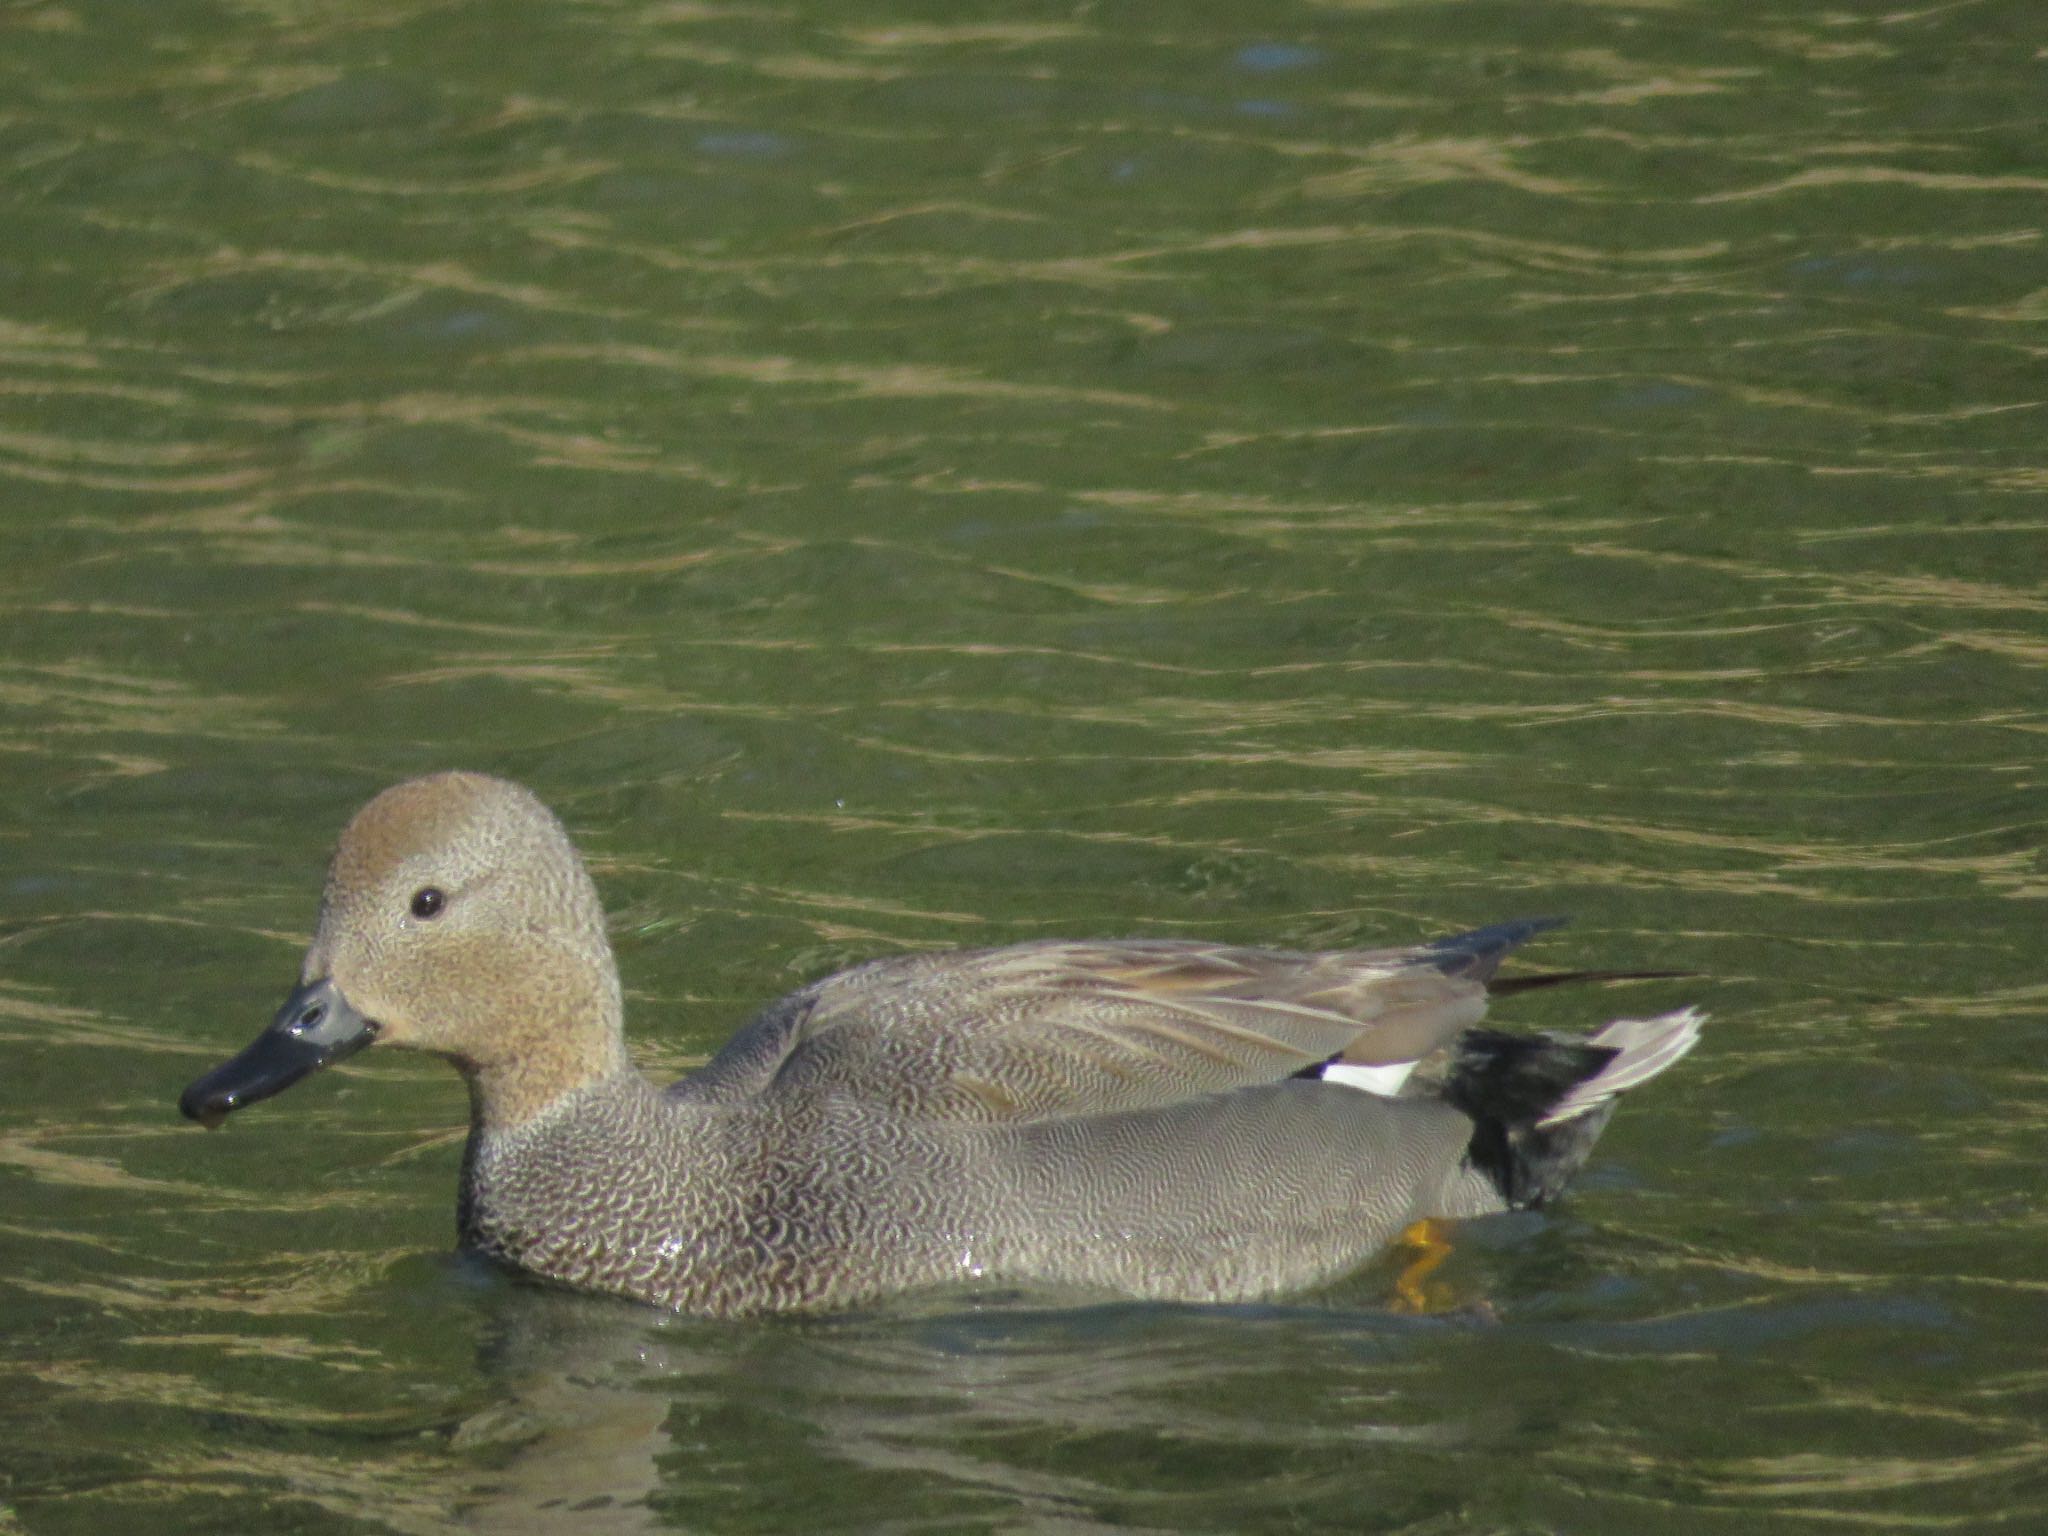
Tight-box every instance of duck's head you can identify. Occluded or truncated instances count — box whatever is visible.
[179,772,625,1128]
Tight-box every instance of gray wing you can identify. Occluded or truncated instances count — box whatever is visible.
[671,936,1509,1123]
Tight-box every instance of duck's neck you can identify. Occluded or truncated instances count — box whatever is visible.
[460,1013,638,1133]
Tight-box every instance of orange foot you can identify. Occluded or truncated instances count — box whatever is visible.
[1389,1218,1459,1314]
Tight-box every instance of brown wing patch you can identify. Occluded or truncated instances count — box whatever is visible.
[953,1075,1021,1115]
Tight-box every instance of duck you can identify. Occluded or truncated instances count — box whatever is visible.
[178,771,1702,1316]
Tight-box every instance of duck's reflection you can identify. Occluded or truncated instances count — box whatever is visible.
[447,1286,676,1534]
[442,1266,1452,1533]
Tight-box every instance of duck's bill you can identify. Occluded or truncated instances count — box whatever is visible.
[178,977,378,1128]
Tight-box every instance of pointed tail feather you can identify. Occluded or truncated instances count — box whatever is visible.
[1487,969,1697,997]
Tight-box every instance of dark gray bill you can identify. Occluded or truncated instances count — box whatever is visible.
[179,977,378,1128]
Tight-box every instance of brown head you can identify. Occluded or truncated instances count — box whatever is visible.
[180,773,630,1131]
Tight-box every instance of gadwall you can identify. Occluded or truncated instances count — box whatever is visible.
[179,772,1702,1315]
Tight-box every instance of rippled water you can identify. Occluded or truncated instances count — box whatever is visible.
[3,0,2045,1530]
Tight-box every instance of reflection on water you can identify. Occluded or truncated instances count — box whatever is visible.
[279,1262,2032,1533]
[2,0,2045,1529]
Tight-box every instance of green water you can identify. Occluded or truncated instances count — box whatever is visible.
[3,0,2045,1529]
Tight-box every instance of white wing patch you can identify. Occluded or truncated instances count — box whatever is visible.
[1317,1060,1419,1096]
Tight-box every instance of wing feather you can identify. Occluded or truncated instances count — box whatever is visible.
[698,936,1511,1122]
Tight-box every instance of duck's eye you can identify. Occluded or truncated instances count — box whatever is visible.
[409,887,446,920]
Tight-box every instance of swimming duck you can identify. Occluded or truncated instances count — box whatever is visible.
[179,772,1701,1315]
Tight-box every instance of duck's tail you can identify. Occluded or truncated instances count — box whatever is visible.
[1441,1007,1705,1209]
[1421,916,1695,995]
